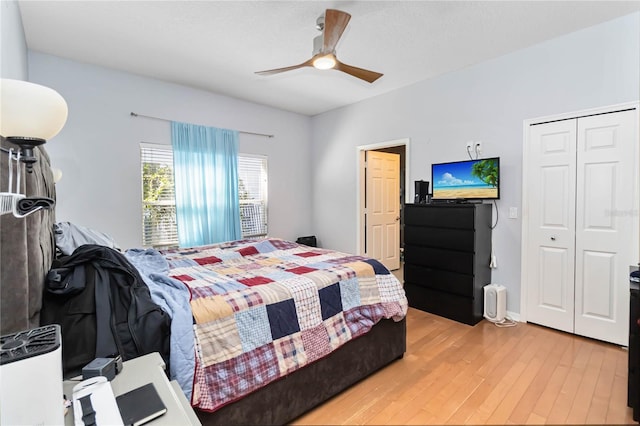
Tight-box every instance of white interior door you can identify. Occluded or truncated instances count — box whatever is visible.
[366,151,400,271]
[574,110,636,345]
[525,107,638,345]
[526,119,577,333]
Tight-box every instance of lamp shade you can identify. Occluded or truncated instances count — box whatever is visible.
[0,79,68,141]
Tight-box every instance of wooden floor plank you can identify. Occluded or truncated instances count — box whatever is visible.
[292,308,636,425]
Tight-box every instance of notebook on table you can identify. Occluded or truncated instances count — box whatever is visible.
[116,383,167,426]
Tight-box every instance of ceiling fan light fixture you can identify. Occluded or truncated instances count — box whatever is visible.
[312,54,336,70]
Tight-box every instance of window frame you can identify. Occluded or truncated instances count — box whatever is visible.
[140,144,268,247]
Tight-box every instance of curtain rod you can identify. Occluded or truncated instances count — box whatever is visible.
[130,112,274,138]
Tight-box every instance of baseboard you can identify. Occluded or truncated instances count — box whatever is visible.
[506,311,521,322]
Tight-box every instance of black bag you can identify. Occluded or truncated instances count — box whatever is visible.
[41,245,171,378]
[296,235,317,247]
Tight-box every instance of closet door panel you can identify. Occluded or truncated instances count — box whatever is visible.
[525,119,576,333]
[574,109,637,345]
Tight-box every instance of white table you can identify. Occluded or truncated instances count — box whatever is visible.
[63,353,200,426]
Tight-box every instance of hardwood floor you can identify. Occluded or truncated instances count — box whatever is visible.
[292,308,636,425]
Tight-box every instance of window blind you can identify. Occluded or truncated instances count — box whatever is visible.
[238,155,268,237]
[140,143,178,247]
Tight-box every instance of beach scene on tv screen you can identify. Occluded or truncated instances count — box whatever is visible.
[432,159,499,199]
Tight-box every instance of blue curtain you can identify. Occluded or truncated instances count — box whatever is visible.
[171,121,241,247]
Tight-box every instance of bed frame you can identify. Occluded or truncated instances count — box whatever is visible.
[195,317,406,425]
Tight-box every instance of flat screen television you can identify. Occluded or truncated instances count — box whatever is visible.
[431,157,500,201]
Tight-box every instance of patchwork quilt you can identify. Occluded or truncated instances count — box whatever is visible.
[161,238,408,412]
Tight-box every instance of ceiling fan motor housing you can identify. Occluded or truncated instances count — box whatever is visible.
[312,34,324,56]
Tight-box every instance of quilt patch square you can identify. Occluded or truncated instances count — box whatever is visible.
[261,268,295,282]
[339,277,361,311]
[295,251,321,258]
[238,276,274,287]
[318,283,343,320]
[324,312,351,350]
[189,281,246,299]
[286,276,322,330]
[273,332,307,375]
[235,305,272,352]
[300,324,331,363]
[343,306,377,339]
[377,274,408,302]
[303,270,337,290]
[287,266,316,275]
[252,239,278,253]
[253,282,292,305]
[238,245,259,256]
[357,276,382,305]
[266,298,300,339]
[363,258,390,275]
[256,257,283,267]
[165,257,200,268]
[213,250,243,261]
[194,256,223,265]
[191,295,234,323]
[269,239,299,250]
[204,344,279,407]
[225,290,264,312]
[171,273,194,282]
[345,260,375,277]
[196,315,242,366]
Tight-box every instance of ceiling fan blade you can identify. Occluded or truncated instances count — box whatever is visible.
[334,59,383,83]
[323,9,351,53]
[255,58,314,76]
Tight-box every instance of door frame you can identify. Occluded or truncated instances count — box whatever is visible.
[356,138,411,258]
[520,101,640,322]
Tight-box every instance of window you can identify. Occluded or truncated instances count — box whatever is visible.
[140,143,177,247]
[238,155,268,238]
[140,144,268,247]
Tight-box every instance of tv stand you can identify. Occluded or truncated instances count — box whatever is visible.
[403,203,492,325]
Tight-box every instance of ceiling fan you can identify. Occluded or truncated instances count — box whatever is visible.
[255,9,383,83]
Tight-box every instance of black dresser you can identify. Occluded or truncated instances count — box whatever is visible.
[403,203,492,325]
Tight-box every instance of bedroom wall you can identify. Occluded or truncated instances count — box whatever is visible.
[310,11,640,315]
[1,0,28,79]
[28,53,313,250]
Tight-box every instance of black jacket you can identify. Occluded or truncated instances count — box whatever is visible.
[41,244,171,378]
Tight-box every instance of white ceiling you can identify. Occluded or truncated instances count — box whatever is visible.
[18,1,640,116]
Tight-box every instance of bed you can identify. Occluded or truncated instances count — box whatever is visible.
[2,144,408,426]
[126,237,408,425]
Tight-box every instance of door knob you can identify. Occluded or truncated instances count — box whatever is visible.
[396,216,400,221]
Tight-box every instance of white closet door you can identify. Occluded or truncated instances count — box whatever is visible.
[525,107,638,345]
[526,119,577,333]
[574,110,636,345]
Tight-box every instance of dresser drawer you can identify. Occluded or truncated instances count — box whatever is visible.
[405,205,475,229]
[404,245,474,275]
[404,283,480,325]
[405,226,475,252]
[404,263,473,297]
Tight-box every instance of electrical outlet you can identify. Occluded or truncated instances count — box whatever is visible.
[475,141,482,156]
[509,207,518,219]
